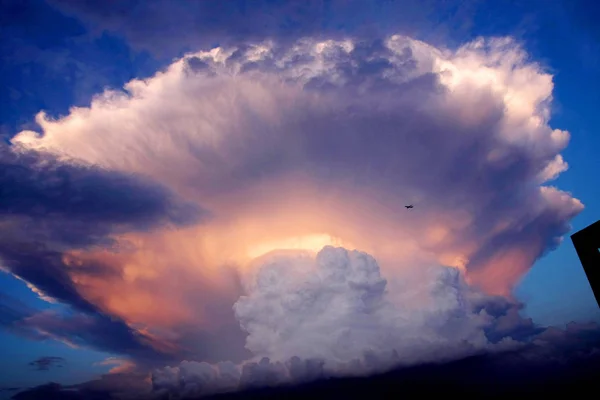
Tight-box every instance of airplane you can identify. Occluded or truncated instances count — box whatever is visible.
[405,204,414,209]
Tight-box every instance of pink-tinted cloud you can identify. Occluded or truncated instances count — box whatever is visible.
[95,358,137,374]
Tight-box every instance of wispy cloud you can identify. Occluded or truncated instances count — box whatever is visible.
[95,357,137,374]
[28,356,65,371]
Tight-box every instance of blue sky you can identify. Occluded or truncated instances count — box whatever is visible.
[473,0,600,326]
[1,0,599,394]
[0,276,114,395]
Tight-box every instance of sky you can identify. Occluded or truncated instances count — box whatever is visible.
[1,0,599,398]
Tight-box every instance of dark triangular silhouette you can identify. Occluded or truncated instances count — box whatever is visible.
[571,219,600,308]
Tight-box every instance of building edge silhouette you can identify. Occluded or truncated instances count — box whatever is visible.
[571,220,600,309]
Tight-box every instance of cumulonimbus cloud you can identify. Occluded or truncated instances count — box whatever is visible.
[12,34,582,291]
[3,33,585,387]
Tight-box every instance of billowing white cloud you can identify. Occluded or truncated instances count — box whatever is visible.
[234,247,491,364]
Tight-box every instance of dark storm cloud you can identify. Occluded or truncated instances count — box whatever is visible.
[28,356,65,371]
[0,244,110,312]
[0,143,205,360]
[0,144,202,230]
[0,142,203,308]
[472,295,545,343]
[0,142,203,247]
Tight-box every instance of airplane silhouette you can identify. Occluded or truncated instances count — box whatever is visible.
[405,205,413,209]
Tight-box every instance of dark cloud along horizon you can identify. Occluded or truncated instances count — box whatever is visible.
[12,322,600,399]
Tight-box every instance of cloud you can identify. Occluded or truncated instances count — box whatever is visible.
[95,358,137,374]
[11,373,152,400]
[47,0,484,58]
[3,33,585,394]
[12,246,600,398]
[11,34,582,297]
[233,247,545,365]
[0,143,209,362]
[149,320,600,399]
[0,293,173,363]
[0,143,202,234]
[28,357,66,371]
[13,311,164,360]
[234,247,490,365]
[147,246,598,398]
[14,338,600,400]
